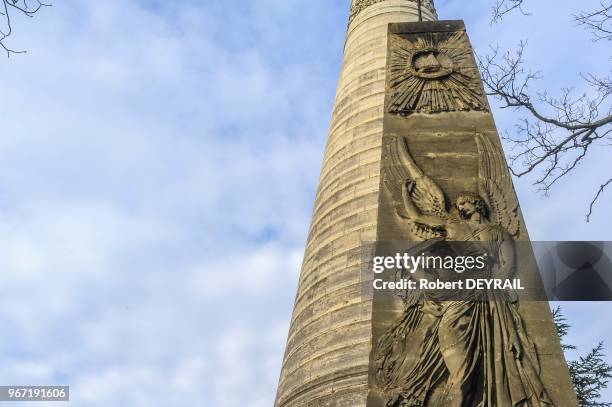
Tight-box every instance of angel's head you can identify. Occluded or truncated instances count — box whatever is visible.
[455,192,489,221]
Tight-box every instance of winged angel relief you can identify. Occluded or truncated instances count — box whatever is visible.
[373,134,554,406]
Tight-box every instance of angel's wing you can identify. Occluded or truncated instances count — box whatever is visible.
[383,135,448,219]
[475,133,521,238]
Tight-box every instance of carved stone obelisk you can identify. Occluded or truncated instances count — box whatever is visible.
[275,2,577,406]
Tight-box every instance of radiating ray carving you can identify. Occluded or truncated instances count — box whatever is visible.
[388,31,488,115]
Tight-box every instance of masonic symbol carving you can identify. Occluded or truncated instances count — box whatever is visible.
[388,32,488,115]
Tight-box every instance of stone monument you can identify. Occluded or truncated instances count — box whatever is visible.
[275,1,578,406]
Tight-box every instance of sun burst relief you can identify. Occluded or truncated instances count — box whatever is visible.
[388,31,488,115]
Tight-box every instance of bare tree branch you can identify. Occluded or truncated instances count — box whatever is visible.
[0,0,50,57]
[573,0,612,42]
[478,41,612,219]
[587,178,612,222]
[491,0,530,24]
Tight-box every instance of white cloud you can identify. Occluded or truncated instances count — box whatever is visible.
[193,244,302,299]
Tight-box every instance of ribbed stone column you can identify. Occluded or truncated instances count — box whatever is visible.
[274,2,437,406]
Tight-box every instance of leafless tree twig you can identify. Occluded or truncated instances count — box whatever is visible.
[573,0,612,42]
[491,0,530,24]
[0,0,50,57]
[478,41,612,220]
[587,178,612,222]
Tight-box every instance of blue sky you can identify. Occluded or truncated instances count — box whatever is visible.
[0,0,610,406]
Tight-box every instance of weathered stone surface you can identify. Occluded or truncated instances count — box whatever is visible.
[387,28,488,115]
[368,20,577,406]
[349,0,437,26]
[276,4,577,407]
[275,3,436,406]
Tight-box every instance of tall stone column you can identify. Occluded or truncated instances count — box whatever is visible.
[275,2,436,406]
[276,2,577,406]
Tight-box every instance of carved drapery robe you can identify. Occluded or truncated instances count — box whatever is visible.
[373,225,554,406]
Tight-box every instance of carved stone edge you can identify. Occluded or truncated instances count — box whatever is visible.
[348,0,438,26]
